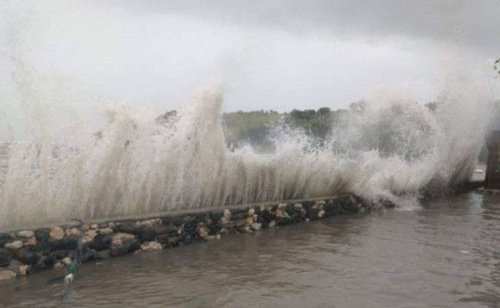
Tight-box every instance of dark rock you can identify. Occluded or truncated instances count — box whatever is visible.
[284,204,295,215]
[190,213,206,224]
[0,248,12,267]
[178,215,195,224]
[128,239,141,253]
[183,222,197,236]
[302,201,314,214]
[260,210,274,224]
[208,221,222,234]
[34,228,50,246]
[325,202,344,216]
[48,238,77,251]
[138,228,156,242]
[41,255,57,268]
[30,254,57,273]
[253,206,262,215]
[209,211,223,221]
[37,241,51,254]
[114,222,139,234]
[157,234,180,247]
[28,264,44,274]
[276,216,294,226]
[50,249,69,259]
[110,239,140,257]
[7,258,29,276]
[7,259,21,274]
[256,214,267,224]
[0,233,11,248]
[334,195,361,213]
[168,236,180,247]
[109,244,127,257]
[182,234,193,245]
[161,216,178,226]
[80,247,97,262]
[90,234,113,251]
[15,246,37,265]
[152,224,170,235]
[230,209,248,220]
[98,222,109,229]
[283,204,304,223]
[156,234,169,245]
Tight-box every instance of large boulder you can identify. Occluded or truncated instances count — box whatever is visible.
[0,233,11,248]
[5,240,23,251]
[34,228,50,252]
[34,228,50,242]
[49,227,65,241]
[0,248,12,267]
[16,230,34,239]
[110,233,139,257]
[65,228,81,239]
[24,237,37,246]
[99,227,114,235]
[0,270,16,281]
[48,238,77,251]
[15,246,37,265]
[114,222,139,234]
[157,234,180,247]
[152,225,170,235]
[110,239,140,257]
[138,228,156,242]
[140,241,162,252]
[90,234,113,251]
[49,249,70,259]
[7,259,29,276]
[84,229,98,244]
[111,233,136,246]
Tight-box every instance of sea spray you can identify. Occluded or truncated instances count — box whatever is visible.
[0,79,494,229]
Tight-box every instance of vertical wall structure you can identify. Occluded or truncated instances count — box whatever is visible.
[485,131,500,189]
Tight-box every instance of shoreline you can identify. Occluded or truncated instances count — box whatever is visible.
[0,180,484,282]
[0,194,376,281]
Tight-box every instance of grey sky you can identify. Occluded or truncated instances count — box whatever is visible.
[1,0,499,114]
[120,0,499,53]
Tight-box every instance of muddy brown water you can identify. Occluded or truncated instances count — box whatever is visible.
[0,192,499,308]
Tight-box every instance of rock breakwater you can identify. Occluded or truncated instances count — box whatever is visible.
[0,194,380,281]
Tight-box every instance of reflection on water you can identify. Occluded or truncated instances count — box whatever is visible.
[0,192,499,307]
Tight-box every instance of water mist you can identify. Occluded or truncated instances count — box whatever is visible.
[0,78,494,229]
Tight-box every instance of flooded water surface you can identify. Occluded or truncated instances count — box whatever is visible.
[1,192,499,308]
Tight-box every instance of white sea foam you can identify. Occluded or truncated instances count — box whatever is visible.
[0,78,494,228]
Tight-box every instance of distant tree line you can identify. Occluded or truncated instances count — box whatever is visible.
[221,107,350,150]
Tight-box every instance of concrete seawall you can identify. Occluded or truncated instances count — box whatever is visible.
[0,194,379,281]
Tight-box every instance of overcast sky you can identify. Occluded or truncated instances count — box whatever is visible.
[1,0,499,114]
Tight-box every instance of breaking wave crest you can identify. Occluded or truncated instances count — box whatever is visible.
[0,79,493,229]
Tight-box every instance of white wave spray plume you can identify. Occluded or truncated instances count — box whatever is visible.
[0,79,494,229]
